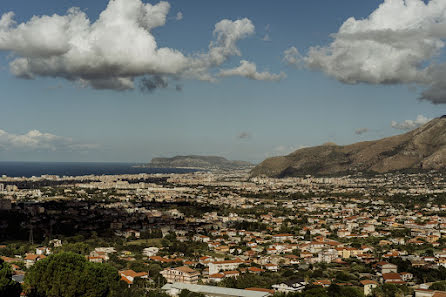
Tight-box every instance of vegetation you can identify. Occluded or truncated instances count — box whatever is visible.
[24,252,125,297]
[0,258,21,297]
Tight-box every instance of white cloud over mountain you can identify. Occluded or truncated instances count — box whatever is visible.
[0,129,96,151]
[391,114,432,131]
[0,0,282,91]
[285,0,446,104]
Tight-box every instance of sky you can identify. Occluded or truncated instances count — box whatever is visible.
[0,0,445,163]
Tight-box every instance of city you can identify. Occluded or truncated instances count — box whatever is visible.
[2,170,446,296]
[1,0,446,296]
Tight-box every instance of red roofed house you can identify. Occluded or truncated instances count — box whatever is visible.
[313,280,331,287]
[119,270,148,286]
[272,234,294,243]
[24,254,46,268]
[208,259,243,275]
[382,273,405,284]
[360,280,378,296]
[208,273,225,283]
[161,266,200,284]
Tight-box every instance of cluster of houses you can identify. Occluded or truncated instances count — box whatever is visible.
[2,170,446,296]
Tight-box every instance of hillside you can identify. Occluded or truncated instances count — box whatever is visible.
[146,155,253,170]
[251,116,446,177]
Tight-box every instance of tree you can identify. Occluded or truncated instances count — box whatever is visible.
[55,242,90,255]
[0,258,21,297]
[328,285,364,297]
[179,289,205,297]
[430,281,446,291]
[24,252,123,297]
[371,284,411,297]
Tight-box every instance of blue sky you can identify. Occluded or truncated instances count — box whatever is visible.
[0,0,444,163]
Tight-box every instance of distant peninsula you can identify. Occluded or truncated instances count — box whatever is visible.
[143,155,253,170]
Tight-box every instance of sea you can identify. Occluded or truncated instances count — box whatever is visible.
[0,161,197,178]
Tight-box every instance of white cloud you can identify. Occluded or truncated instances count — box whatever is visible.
[265,145,305,157]
[0,0,269,91]
[283,46,303,67]
[262,34,271,42]
[286,0,446,103]
[391,114,432,131]
[237,132,252,140]
[355,128,369,135]
[0,129,96,151]
[219,60,286,81]
[176,11,183,21]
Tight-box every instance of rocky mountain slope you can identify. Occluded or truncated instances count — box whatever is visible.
[251,116,446,177]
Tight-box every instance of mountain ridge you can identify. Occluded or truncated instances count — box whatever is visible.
[251,116,446,177]
[145,155,253,170]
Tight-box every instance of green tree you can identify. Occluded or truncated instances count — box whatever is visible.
[179,289,205,297]
[328,285,364,297]
[24,252,123,297]
[430,281,446,291]
[0,258,21,297]
[55,242,90,255]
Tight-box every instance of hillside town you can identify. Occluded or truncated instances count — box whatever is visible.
[2,170,446,297]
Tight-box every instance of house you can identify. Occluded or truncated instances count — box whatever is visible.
[264,263,278,272]
[194,235,211,243]
[199,256,212,264]
[283,255,300,265]
[313,280,331,287]
[337,229,350,238]
[272,279,307,293]
[208,259,243,274]
[382,273,405,284]
[247,267,265,274]
[400,272,413,282]
[223,271,240,278]
[49,239,62,248]
[24,254,46,268]
[208,273,225,283]
[360,280,378,296]
[35,247,50,256]
[119,269,148,286]
[143,247,160,257]
[245,288,275,295]
[272,234,294,243]
[89,250,109,262]
[376,262,397,274]
[87,256,104,263]
[414,288,446,297]
[161,266,200,284]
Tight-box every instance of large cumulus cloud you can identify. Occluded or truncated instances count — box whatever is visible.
[284,0,446,104]
[0,0,282,91]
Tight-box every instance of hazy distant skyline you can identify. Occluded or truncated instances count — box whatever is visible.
[0,0,444,163]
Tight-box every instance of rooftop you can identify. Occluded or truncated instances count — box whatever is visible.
[162,283,271,297]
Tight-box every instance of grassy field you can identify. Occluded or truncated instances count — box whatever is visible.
[126,238,163,247]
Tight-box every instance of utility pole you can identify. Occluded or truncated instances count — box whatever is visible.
[29,225,34,245]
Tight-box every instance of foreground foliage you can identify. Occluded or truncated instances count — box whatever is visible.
[0,258,21,297]
[24,252,126,297]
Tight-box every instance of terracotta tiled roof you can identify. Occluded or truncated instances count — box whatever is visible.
[360,280,378,285]
[120,275,132,285]
[209,273,225,278]
[245,288,275,294]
